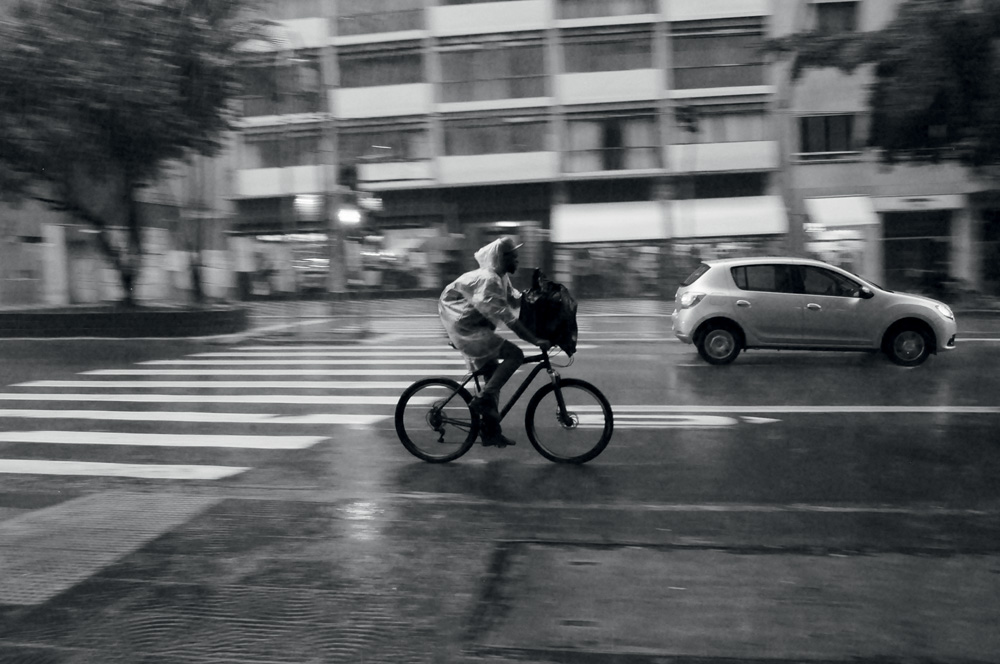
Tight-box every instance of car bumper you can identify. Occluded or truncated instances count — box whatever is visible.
[671,311,694,344]
[935,319,959,352]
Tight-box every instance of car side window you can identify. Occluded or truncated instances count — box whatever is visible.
[731,265,796,293]
[801,266,862,297]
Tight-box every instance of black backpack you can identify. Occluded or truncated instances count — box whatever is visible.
[519,269,578,356]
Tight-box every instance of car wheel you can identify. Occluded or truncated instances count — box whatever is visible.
[696,324,741,365]
[885,325,931,367]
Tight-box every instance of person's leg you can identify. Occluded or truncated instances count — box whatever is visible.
[472,340,523,445]
[480,339,524,403]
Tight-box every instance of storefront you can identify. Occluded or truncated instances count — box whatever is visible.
[803,196,880,280]
[551,201,669,298]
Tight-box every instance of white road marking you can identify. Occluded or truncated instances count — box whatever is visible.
[597,405,1000,414]
[15,380,415,390]
[0,431,326,449]
[0,410,387,424]
[85,369,465,376]
[191,351,465,358]
[0,459,247,480]
[0,394,426,405]
[141,359,467,365]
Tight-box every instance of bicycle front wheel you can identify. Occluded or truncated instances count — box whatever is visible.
[395,378,479,463]
[525,378,613,464]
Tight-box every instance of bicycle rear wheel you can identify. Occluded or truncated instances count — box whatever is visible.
[395,378,479,463]
[525,378,613,464]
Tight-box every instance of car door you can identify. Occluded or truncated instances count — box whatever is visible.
[797,265,871,346]
[729,263,805,345]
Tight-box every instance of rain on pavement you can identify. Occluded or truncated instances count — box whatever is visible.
[1,309,999,662]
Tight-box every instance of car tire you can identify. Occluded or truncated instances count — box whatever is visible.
[884,324,932,367]
[696,323,742,365]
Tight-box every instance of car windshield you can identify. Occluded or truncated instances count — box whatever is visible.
[680,263,710,287]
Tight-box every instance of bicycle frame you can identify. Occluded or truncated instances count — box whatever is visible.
[456,351,562,422]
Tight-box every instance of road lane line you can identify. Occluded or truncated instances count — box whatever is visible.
[14,380,416,390]
[584,405,1000,414]
[0,394,426,405]
[0,432,326,449]
[0,410,387,424]
[0,459,248,480]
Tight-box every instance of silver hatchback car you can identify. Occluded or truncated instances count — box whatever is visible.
[671,257,957,366]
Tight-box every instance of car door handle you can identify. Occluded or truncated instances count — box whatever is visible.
[736,300,751,308]
[807,303,822,311]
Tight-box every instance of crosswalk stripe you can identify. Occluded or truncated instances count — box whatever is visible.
[0,394,426,405]
[0,432,326,449]
[0,459,248,480]
[141,359,467,365]
[191,351,462,358]
[15,380,415,390]
[0,410,388,424]
[84,369,466,376]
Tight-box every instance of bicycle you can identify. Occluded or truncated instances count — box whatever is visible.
[394,347,613,464]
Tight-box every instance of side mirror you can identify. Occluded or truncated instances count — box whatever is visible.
[859,286,874,299]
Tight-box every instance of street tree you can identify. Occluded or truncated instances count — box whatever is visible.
[768,0,1000,168]
[0,0,264,305]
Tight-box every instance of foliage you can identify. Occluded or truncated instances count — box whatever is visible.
[767,0,1000,167]
[0,0,265,303]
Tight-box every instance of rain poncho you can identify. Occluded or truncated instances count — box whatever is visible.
[439,238,521,371]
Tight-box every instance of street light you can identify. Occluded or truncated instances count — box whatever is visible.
[337,207,362,225]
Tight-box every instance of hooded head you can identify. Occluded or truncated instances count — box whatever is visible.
[474,236,523,275]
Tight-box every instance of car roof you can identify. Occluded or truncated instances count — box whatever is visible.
[703,256,835,268]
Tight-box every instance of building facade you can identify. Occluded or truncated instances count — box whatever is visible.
[775,0,999,297]
[0,151,237,307]
[234,0,787,299]
[6,0,997,307]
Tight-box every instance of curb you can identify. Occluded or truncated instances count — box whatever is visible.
[0,306,249,339]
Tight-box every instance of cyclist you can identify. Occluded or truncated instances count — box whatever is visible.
[439,236,551,447]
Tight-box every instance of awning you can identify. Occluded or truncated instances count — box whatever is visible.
[551,202,667,244]
[671,196,788,239]
[804,196,879,228]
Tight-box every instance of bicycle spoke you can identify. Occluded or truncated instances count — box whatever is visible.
[395,378,478,462]
[526,379,612,464]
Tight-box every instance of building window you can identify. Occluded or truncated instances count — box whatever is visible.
[336,0,423,37]
[565,114,660,172]
[815,1,858,33]
[693,173,767,198]
[671,19,766,89]
[439,40,546,103]
[676,108,771,144]
[558,0,656,20]
[798,114,859,155]
[339,48,424,88]
[339,126,431,163]
[443,115,550,156]
[563,29,653,73]
[243,134,322,169]
[241,57,323,117]
[264,0,325,20]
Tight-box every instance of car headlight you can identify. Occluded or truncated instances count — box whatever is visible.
[934,303,954,320]
[679,292,706,309]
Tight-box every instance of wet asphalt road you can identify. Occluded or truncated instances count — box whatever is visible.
[0,313,999,662]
